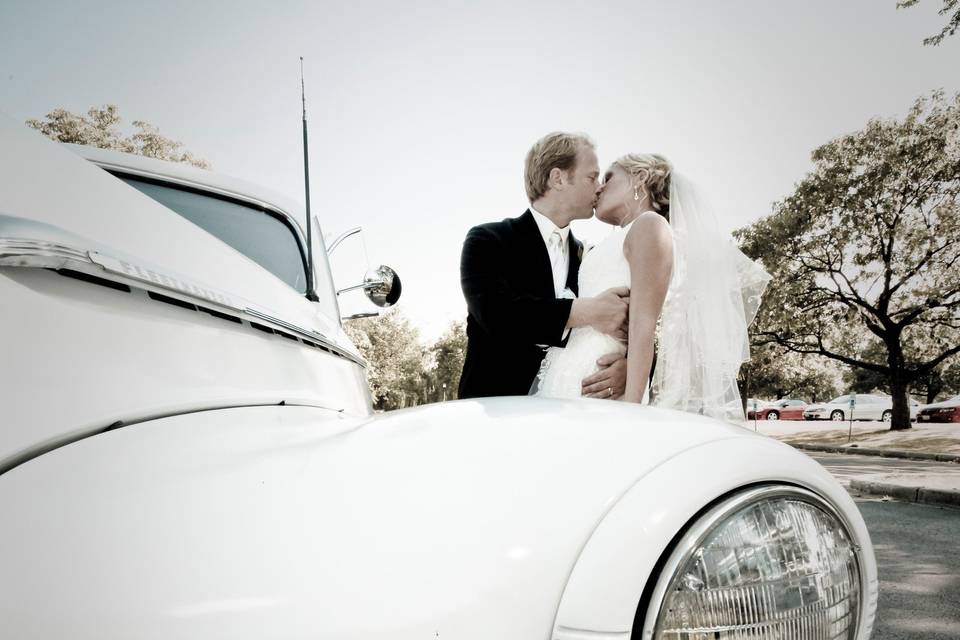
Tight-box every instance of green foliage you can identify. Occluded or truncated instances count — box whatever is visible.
[431,321,467,401]
[27,104,210,169]
[744,343,841,403]
[898,0,960,45]
[737,91,960,429]
[837,340,958,403]
[343,307,429,411]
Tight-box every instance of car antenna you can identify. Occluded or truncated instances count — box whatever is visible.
[301,56,319,302]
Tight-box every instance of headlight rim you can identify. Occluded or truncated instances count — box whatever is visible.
[638,483,865,640]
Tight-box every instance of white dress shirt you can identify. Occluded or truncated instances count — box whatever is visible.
[530,206,571,298]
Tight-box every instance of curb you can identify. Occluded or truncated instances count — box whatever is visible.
[790,443,960,463]
[849,479,960,508]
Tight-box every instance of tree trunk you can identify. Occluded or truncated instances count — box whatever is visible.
[926,375,943,405]
[889,376,913,430]
[886,336,912,430]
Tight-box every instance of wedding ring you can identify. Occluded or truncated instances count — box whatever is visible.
[608,387,613,397]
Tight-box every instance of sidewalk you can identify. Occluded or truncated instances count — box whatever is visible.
[750,418,960,454]
[742,419,960,508]
[807,451,960,508]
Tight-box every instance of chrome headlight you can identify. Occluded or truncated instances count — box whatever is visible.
[642,486,864,640]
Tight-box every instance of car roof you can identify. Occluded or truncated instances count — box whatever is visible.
[63,144,306,235]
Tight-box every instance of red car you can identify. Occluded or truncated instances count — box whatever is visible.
[917,395,960,423]
[749,399,807,421]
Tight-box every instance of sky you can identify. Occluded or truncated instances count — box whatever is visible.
[1,0,958,342]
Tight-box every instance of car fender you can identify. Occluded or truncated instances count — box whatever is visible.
[552,436,878,639]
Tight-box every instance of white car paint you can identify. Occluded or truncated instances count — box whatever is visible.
[0,114,367,473]
[803,393,919,421]
[0,401,877,639]
[0,114,878,639]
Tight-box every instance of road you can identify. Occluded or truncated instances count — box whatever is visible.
[810,454,960,639]
[855,499,960,639]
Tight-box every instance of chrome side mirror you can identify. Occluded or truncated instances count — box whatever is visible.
[336,265,402,308]
[363,265,401,307]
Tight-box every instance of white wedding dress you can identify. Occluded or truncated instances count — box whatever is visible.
[533,220,641,400]
[533,176,771,421]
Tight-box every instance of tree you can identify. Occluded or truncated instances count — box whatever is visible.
[343,308,429,411]
[839,340,959,403]
[27,104,210,169]
[431,321,467,401]
[743,343,841,403]
[898,0,960,45]
[737,91,960,430]
[942,358,960,397]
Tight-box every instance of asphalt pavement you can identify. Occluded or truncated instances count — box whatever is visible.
[809,453,960,638]
[855,498,960,639]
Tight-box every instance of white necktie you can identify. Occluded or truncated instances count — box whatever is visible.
[548,230,565,296]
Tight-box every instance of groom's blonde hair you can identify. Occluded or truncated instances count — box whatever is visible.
[524,132,595,202]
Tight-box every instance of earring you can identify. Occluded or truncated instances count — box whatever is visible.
[634,187,640,201]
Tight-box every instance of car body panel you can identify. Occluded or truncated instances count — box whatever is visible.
[1,399,780,639]
[778,403,807,420]
[917,395,960,423]
[0,114,370,473]
[803,394,918,421]
[0,113,346,343]
[554,437,877,638]
[749,398,806,420]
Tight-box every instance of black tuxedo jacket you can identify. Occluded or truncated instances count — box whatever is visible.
[458,210,583,398]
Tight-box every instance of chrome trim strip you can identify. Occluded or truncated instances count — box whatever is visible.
[243,308,364,366]
[326,226,361,255]
[640,484,866,640]
[0,237,365,368]
[0,238,90,266]
[90,251,244,312]
[91,161,308,242]
[553,626,630,639]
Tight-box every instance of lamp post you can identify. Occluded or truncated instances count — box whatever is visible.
[442,383,447,403]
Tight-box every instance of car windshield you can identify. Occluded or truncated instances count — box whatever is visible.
[116,174,308,294]
[829,395,849,404]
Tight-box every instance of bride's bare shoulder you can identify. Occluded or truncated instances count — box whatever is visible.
[623,212,672,259]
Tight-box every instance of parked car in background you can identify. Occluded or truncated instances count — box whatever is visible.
[778,400,808,421]
[804,394,919,422]
[743,398,769,419]
[917,395,960,423]
[749,398,806,421]
[0,116,878,639]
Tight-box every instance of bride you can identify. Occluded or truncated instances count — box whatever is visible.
[533,153,770,421]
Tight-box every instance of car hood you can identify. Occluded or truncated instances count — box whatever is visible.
[921,399,960,410]
[0,397,784,638]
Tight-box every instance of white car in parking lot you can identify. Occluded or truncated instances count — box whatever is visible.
[0,115,878,639]
[803,393,919,422]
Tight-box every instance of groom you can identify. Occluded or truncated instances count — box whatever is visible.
[458,132,629,399]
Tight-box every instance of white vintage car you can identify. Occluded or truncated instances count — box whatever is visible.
[0,115,877,639]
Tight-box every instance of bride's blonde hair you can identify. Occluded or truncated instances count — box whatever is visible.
[615,153,672,219]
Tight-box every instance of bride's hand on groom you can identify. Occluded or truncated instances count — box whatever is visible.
[580,352,627,400]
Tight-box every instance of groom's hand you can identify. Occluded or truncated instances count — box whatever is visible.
[568,287,629,338]
[581,352,627,399]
